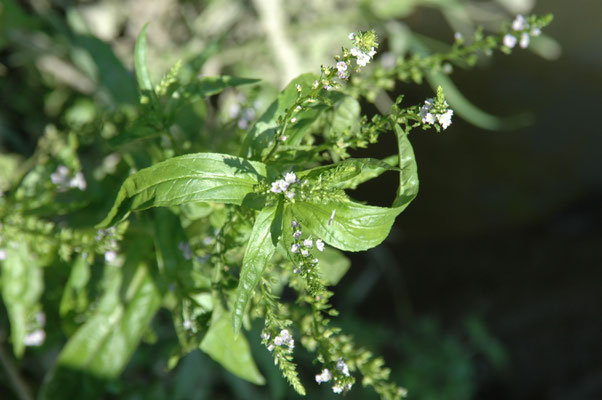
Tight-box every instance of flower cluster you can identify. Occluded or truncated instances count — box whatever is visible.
[270,172,300,200]
[50,165,87,191]
[348,32,378,68]
[290,220,324,270]
[315,358,353,394]
[263,329,295,352]
[419,98,454,129]
[504,14,542,49]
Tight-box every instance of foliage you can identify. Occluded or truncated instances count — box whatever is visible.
[0,2,553,399]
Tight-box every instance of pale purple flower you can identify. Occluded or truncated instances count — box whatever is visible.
[512,15,527,31]
[303,239,313,248]
[504,34,517,49]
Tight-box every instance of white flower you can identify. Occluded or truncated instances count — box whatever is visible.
[336,61,347,72]
[293,230,302,240]
[437,109,454,130]
[291,244,300,253]
[315,368,332,383]
[295,84,302,92]
[504,34,517,49]
[368,47,376,58]
[337,358,350,376]
[303,239,313,248]
[313,80,319,89]
[23,329,45,347]
[350,47,360,57]
[280,135,287,142]
[0,249,6,260]
[183,319,193,330]
[286,191,295,199]
[454,32,463,41]
[284,172,297,184]
[332,385,344,394]
[301,249,309,257]
[512,15,527,31]
[442,63,453,74]
[69,172,87,191]
[105,250,117,263]
[531,27,541,36]
[271,181,282,193]
[316,239,325,252]
[291,220,299,228]
[278,179,290,192]
[348,32,355,40]
[519,32,530,48]
[356,53,371,67]
[178,242,192,260]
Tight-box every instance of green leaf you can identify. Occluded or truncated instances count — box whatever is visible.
[134,23,153,92]
[0,245,43,358]
[59,256,91,317]
[317,247,351,285]
[97,153,267,227]
[289,125,418,252]
[324,95,362,141]
[290,200,400,252]
[40,243,162,399]
[298,157,398,190]
[393,125,419,210]
[201,305,265,385]
[240,73,323,159]
[232,203,282,335]
[176,75,260,100]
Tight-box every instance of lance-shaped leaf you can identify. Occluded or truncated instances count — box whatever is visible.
[98,153,266,227]
[134,23,153,92]
[289,125,418,252]
[232,202,282,335]
[297,157,398,190]
[0,245,43,358]
[240,73,343,160]
[39,241,162,400]
[201,305,265,385]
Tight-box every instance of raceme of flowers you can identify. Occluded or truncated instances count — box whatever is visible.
[503,14,542,49]
[419,98,454,130]
[315,358,353,394]
[270,171,301,200]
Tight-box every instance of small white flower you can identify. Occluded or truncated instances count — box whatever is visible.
[290,117,297,123]
[69,172,87,191]
[337,358,350,376]
[183,319,193,330]
[293,230,302,240]
[23,329,45,347]
[368,47,376,58]
[333,385,344,394]
[348,32,355,40]
[356,53,371,67]
[313,80,319,89]
[291,220,299,228]
[350,47,360,57]
[336,61,348,72]
[315,368,332,383]
[278,179,289,192]
[442,63,453,74]
[284,172,297,184]
[291,244,300,253]
[437,109,454,130]
[454,32,463,41]
[261,331,270,340]
[286,191,295,199]
[295,84,302,92]
[267,344,275,351]
[519,32,530,48]
[531,27,541,36]
[0,249,6,260]
[303,239,313,248]
[301,249,310,257]
[280,135,287,142]
[512,15,527,31]
[271,181,282,193]
[504,34,517,49]
[105,250,117,263]
[337,69,348,80]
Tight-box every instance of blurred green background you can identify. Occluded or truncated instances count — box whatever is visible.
[1,0,600,399]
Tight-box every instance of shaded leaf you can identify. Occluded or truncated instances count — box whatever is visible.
[232,203,282,335]
[134,23,153,93]
[98,153,267,227]
[201,306,265,385]
[0,245,43,357]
